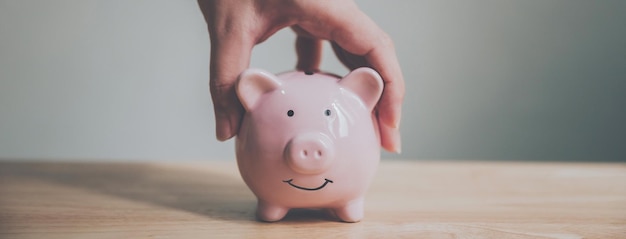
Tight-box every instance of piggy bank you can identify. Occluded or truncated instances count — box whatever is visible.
[235,67,383,222]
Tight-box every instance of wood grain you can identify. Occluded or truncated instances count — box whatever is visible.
[1,160,625,238]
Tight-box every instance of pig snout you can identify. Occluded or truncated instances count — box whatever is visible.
[285,132,335,174]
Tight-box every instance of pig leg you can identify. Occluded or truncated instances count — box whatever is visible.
[256,201,289,222]
[334,198,364,222]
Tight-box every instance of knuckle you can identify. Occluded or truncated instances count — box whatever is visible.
[209,81,237,108]
[377,32,394,49]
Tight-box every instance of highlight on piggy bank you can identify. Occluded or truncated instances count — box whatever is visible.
[234,67,383,222]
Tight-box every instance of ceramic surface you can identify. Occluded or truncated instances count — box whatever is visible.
[235,67,383,222]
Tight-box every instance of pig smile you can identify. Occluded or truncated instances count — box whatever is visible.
[282,179,333,191]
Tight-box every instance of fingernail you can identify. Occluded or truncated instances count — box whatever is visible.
[215,115,233,141]
[383,115,400,129]
[391,121,400,129]
[394,129,402,154]
[392,118,402,153]
[392,117,401,129]
[381,122,402,154]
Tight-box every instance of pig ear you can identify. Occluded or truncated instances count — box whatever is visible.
[236,69,282,111]
[339,67,384,110]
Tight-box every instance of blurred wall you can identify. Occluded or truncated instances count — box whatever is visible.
[1,0,624,161]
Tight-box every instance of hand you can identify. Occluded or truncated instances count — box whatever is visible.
[198,0,404,153]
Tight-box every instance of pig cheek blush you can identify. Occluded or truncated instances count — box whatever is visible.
[235,68,383,222]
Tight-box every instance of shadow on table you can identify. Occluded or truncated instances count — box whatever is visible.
[1,162,257,222]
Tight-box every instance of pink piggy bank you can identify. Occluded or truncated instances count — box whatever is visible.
[235,67,383,222]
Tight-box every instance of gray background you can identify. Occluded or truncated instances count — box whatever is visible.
[1,0,625,161]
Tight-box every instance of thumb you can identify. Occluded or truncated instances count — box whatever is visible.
[208,34,253,141]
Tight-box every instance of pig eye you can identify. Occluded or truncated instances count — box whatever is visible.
[287,110,294,117]
[324,109,331,116]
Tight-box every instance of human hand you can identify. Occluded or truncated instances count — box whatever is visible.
[198,0,404,153]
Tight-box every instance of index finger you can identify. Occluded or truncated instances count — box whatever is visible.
[325,11,405,152]
[208,31,255,141]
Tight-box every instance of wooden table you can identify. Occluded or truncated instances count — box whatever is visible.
[1,160,625,238]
